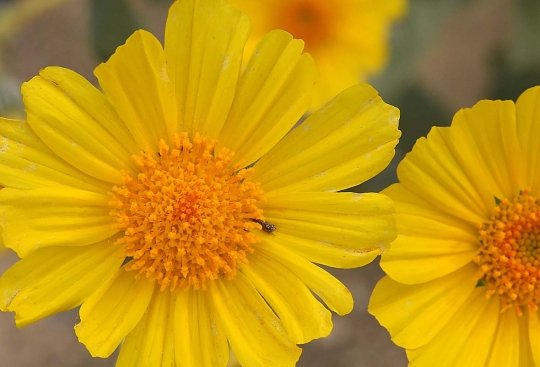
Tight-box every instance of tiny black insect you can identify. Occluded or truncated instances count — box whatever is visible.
[250,219,276,234]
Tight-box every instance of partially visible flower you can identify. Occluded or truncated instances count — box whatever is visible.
[369,87,540,366]
[0,0,400,365]
[228,0,407,109]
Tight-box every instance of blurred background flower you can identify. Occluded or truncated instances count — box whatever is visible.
[0,0,539,366]
[227,0,407,109]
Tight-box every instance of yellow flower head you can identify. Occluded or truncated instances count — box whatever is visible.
[0,0,400,365]
[369,87,540,366]
[228,0,407,110]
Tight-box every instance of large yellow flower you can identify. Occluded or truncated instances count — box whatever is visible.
[227,0,407,110]
[0,0,400,365]
[369,87,540,366]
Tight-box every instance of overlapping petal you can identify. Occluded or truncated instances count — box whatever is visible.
[210,274,301,367]
[22,68,139,184]
[219,30,317,166]
[252,83,400,193]
[527,310,540,366]
[369,263,478,350]
[380,184,480,284]
[261,191,395,268]
[397,126,494,223]
[174,288,229,367]
[75,268,155,358]
[406,288,499,367]
[516,86,540,196]
[165,0,250,139]
[116,292,175,367]
[453,100,523,199]
[0,187,118,257]
[241,250,332,344]
[0,240,123,327]
[484,307,520,367]
[254,238,353,316]
[0,118,110,193]
[95,30,176,151]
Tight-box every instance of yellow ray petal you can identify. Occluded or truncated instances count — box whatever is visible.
[0,239,123,327]
[164,0,250,139]
[261,191,395,268]
[209,274,301,367]
[241,250,332,344]
[252,83,400,193]
[174,288,229,367]
[38,67,140,158]
[0,118,110,193]
[22,69,139,184]
[516,86,540,196]
[485,307,519,367]
[95,30,176,152]
[116,291,175,367]
[397,126,495,223]
[75,268,155,358]
[527,310,540,366]
[368,263,478,350]
[407,288,499,367]
[380,184,480,284]
[454,100,523,199]
[255,238,353,316]
[517,310,535,367]
[0,187,117,257]
[219,30,317,166]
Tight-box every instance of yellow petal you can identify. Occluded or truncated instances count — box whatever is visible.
[95,30,176,151]
[164,0,250,139]
[252,83,400,193]
[0,239,123,327]
[368,262,478,350]
[516,86,540,196]
[38,67,140,159]
[0,118,110,193]
[407,288,499,367]
[209,274,301,367]
[262,191,396,268]
[22,68,138,184]
[241,250,332,344]
[485,307,519,367]
[518,310,536,367]
[528,310,540,366]
[397,125,494,223]
[454,100,523,199]
[174,288,229,367]
[0,187,117,257]
[255,238,353,316]
[75,268,155,358]
[219,30,317,166]
[116,291,175,367]
[380,184,480,284]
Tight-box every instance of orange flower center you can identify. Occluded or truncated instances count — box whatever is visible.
[475,188,540,315]
[280,0,334,51]
[110,133,265,291]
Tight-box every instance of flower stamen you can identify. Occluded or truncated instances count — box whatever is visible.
[475,188,540,315]
[110,133,266,291]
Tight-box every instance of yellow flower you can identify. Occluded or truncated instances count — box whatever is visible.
[0,0,400,365]
[228,0,407,110]
[369,87,540,366]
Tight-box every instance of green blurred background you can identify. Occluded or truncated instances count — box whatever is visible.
[0,0,539,366]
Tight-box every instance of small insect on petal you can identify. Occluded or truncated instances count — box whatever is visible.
[250,218,276,234]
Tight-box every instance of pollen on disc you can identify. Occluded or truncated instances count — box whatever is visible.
[110,133,266,291]
[475,188,540,315]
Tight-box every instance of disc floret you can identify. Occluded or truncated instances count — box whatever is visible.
[110,133,265,291]
[475,188,540,315]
